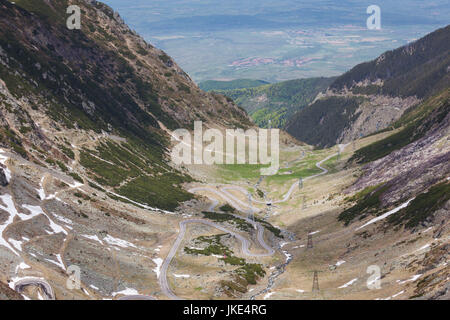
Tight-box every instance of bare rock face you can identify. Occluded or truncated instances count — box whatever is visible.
[0,168,8,186]
[0,281,23,300]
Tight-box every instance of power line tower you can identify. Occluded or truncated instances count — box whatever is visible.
[247,194,255,225]
[302,195,307,209]
[312,271,320,292]
[307,232,313,249]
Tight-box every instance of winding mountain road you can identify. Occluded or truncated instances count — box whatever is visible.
[213,144,347,206]
[13,277,55,300]
[159,218,275,300]
[159,145,347,299]
[5,145,344,300]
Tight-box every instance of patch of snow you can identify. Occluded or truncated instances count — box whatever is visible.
[367,276,381,287]
[105,190,175,215]
[263,292,275,300]
[382,290,405,300]
[338,278,358,288]
[81,234,103,245]
[22,204,67,235]
[112,288,139,296]
[36,177,46,200]
[45,257,65,270]
[152,258,163,279]
[103,235,136,249]
[173,274,190,278]
[308,230,320,235]
[67,181,84,189]
[15,262,31,273]
[296,289,305,293]
[89,284,99,290]
[8,238,23,251]
[56,254,65,270]
[0,194,21,255]
[356,199,414,230]
[282,250,292,262]
[52,214,73,225]
[335,260,346,267]
[415,243,431,252]
[397,274,421,284]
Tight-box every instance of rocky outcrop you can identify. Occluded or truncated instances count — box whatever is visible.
[347,100,450,208]
[0,168,8,186]
[287,25,449,148]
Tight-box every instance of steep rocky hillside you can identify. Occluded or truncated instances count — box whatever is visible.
[335,88,449,299]
[286,25,450,148]
[0,0,258,300]
[0,0,252,211]
[341,89,449,226]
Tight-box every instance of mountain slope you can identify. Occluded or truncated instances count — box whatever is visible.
[216,77,335,128]
[341,88,449,229]
[330,25,450,99]
[286,25,450,148]
[0,0,251,211]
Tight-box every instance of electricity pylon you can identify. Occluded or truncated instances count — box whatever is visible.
[307,232,313,249]
[312,271,320,292]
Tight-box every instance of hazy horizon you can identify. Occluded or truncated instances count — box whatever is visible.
[102,1,449,82]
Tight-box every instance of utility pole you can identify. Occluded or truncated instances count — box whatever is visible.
[302,195,307,209]
[307,232,313,249]
[299,177,303,189]
[248,194,255,225]
[312,271,320,292]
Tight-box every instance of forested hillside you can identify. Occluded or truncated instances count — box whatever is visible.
[212,77,334,128]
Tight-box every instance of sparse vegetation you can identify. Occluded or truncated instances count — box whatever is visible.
[202,212,252,232]
[388,181,450,228]
[184,234,266,292]
[338,183,390,225]
[219,204,235,213]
